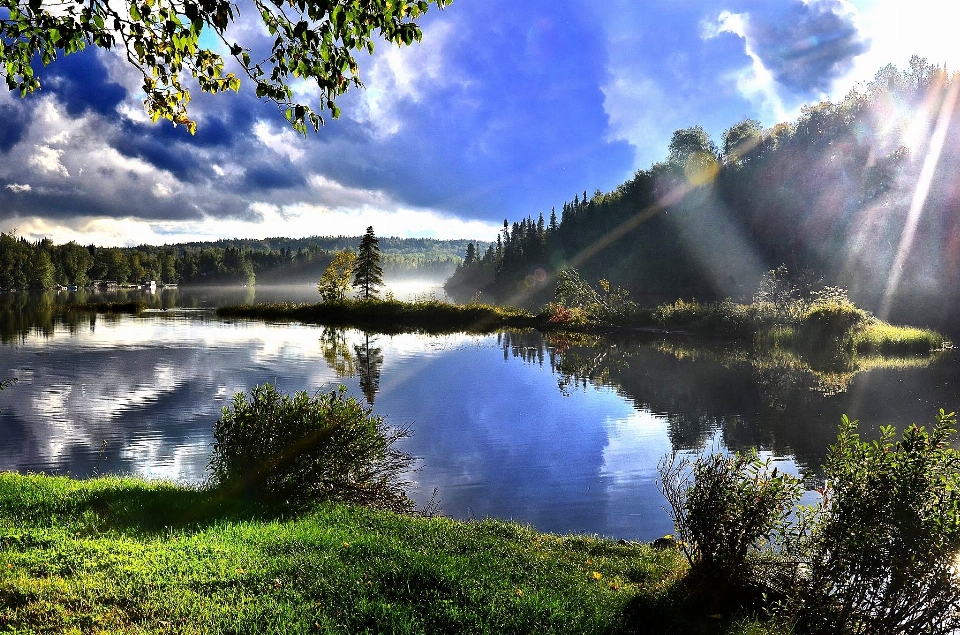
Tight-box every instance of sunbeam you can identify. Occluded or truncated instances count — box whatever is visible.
[879,78,960,319]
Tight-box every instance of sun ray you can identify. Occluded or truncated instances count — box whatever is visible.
[879,78,960,319]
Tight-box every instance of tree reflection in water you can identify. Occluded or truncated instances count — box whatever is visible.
[497,329,947,472]
[319,327,384,405]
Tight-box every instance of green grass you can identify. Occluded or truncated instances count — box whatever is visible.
[55,301,147,314]
[216,298,540,334]
[853,320,946,355]
[0,473,781,634]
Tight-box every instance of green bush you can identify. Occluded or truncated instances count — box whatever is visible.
[658,451,803,611]
[798,300,867,347]
[662,412,960,633]
[208,383,414,512]
[789,411,960,635]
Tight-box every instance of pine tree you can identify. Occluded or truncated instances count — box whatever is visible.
[352,226,384,299]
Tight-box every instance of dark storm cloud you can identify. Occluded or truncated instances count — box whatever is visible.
[0,102,29,152]
[240,162,308,191]
[43,49,127,117]
[743,0,869,96]
[0,181,205,222]
[111,92,259,182]
[112,124,206,182]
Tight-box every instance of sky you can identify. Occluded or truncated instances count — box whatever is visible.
[0,0,958,247]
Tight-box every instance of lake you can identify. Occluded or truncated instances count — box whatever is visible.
[0,285,957,541]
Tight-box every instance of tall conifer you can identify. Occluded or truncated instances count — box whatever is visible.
[353,226,384,299]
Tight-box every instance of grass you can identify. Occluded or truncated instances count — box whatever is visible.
[55,301,147,314]
[853,320,946,355]
[216,297,540,334]
[0,473,782,634]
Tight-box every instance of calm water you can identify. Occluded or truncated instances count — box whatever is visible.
[0,285,957,541]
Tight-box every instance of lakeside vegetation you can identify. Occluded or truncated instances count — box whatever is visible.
[2,385,958,633]
[216,266,947,360]
[217,297,539,334]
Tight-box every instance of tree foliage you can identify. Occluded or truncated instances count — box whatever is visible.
[317,249,355,302]
[445,57,960,329]
[0,0,451,133]
[352,226,384,299]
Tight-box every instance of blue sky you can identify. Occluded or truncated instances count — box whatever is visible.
[0,0,956,246]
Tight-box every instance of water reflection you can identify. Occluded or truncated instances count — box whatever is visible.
[0,293,956,541]
[497,330,956,471]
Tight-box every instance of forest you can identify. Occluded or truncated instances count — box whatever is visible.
[445,56,960,334]
[0,233,475,289]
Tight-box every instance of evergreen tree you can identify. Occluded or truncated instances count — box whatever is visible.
[352,226,384,299]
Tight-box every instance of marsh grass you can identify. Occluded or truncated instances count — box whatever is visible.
[216,297,539,334]
[56,301,147,314]
[0,473,779,634]
[853,320,945,355]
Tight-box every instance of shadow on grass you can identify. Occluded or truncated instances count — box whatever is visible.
[0,475,287,536]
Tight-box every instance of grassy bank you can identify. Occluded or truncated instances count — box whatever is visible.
[56,301,147,314]
[215,294,946,360]
[0,473,780,635]
[216,297,540,334]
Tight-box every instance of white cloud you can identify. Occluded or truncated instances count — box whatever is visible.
[152,182,172,198]
[253,120,305,161]
[360,19,458,136]
[601,69,676,168]
[5,183,31,193]
[44,130,71,144]
[29,145,69,177]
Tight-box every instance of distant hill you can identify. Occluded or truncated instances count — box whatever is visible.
[0,233,484,289]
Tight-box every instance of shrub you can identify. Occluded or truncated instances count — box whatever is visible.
[208,383,414,513]
[798,300,867,347]
[662,412,960,632]
[658,450,802,611]
[789,411,960,635]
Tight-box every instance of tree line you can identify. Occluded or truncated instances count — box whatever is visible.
[446,56,960,332]
[0,232,475,290]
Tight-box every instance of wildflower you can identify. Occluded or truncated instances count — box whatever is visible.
[515,588,523,596]
[591,571,602,580]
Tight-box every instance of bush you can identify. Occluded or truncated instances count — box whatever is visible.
[658,450,802,611]
[789,411,960,635]
[661,412,960,633]
[798,300,867,347]
[208,383,414,513]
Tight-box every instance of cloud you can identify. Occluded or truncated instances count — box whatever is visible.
[43,50,127,117]
[0,102,30,152]
[5,183,31,193]
[29,145,69,177]
[707,0,869,100]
